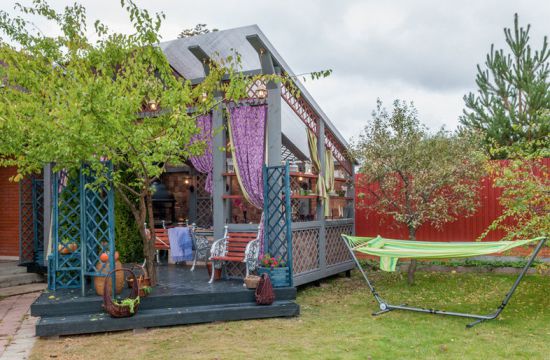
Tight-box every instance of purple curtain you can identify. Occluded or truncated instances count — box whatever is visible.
[189,114,213,194]
[228,105,267,209]
[228,105,267,254]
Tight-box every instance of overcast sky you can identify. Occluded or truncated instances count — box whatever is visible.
[1,0,549,140]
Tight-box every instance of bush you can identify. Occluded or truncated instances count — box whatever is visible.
[115,193,143,264]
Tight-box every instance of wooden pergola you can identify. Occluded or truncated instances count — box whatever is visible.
[160,25,357,285]
[21,25,356,289]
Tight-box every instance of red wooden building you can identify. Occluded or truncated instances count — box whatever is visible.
[0,166,19,258]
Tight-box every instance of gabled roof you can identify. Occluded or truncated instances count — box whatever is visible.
[160,25,352,164]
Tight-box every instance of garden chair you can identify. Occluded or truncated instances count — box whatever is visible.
[190,224,213,271]
[208,226,261,283]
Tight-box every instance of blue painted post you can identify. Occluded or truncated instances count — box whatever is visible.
[263,164,269,254]
[80,167,86,296]
[107,163,116,298]
[284,161,293,286]
[51,170,58,291]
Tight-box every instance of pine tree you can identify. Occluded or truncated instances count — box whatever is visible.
[460,14,550,159]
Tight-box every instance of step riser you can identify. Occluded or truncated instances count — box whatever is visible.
[36,302,300,337]
[0,273,44,288]
[0,267,28,276]
[31,288,297,317]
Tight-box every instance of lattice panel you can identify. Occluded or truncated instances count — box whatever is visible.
[196,198,213,228]
[324,131,351,174]
[292,227,320,275]
[195,173,213,228]
[83,180,113,276]
[52,174,82,289]
[264,163,293,286]
[281,84,318,134]
[19,177,35,264]
[281,144,299,162]
[325,223,353,266]
[32,179,44,264]
[196,173,210,198]
[49,164,115,291]
[265,165,291,260]
[281,82,352,175]
[224,261,246,279]
[246,78,269,101]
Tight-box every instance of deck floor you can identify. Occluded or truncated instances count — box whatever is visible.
[35,264,254,304]
[32,265,299,336]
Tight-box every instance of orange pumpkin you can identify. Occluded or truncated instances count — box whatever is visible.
[99,252,109,263]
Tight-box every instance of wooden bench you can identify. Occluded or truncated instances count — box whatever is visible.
[208,226,260,283]
[144,226,170,263]
[154,228,170,251]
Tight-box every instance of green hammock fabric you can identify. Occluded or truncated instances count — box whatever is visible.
[343,235,545,272]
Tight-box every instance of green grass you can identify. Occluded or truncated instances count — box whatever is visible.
[31,271,550,360]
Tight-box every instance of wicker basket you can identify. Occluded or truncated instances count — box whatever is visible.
[125,263,151,296]
[103,268,140,318]
[244,275,261,289]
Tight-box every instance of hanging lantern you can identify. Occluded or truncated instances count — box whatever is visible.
[255,84,268,99]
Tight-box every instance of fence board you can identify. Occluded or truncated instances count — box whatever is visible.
[355,159,549,244]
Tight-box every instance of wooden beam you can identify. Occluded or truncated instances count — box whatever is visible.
[247,34,282,167]
[188,45,211,75]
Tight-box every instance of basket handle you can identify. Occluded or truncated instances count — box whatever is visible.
[103,268,139,304]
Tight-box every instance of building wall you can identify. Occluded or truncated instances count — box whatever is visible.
[0,166,20,257]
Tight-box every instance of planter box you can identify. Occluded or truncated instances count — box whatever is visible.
[257,267,290,287]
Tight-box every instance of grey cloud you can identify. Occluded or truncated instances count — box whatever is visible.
[1,0,548,135]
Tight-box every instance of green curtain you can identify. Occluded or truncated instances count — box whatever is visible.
[307,129,328,214]
[324,149,335,217]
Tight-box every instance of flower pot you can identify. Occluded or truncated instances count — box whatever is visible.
[94,259,124,296]
[206,262,222,280]
[257,267,290,287]
[58,242,78,255]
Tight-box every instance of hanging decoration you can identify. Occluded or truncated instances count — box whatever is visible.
[307,129,329,215]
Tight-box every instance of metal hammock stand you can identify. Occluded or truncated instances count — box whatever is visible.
[341,235,547,328]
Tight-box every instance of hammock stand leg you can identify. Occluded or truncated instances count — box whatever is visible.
[342,235,547,328]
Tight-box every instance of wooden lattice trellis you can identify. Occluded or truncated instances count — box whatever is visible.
[49,165,115,292]
[281,83,352,175]
[263,162,293,286]
[292,227,320,275]
[325,223,353,266]
[195,173,212,228]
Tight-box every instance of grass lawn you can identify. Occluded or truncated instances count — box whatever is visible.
[30,271,550,360]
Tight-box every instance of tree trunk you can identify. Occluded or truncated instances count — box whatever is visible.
[407,227,417,285]
[144,191,157,286]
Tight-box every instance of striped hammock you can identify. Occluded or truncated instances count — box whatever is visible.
[342,235,545,272]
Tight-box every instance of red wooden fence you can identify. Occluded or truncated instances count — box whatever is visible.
[354,159,549,257]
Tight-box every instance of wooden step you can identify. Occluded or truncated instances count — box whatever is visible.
[31,286,297,317]
[0,273,45,288]
[36,301,300,337]
[0,263,28,276]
